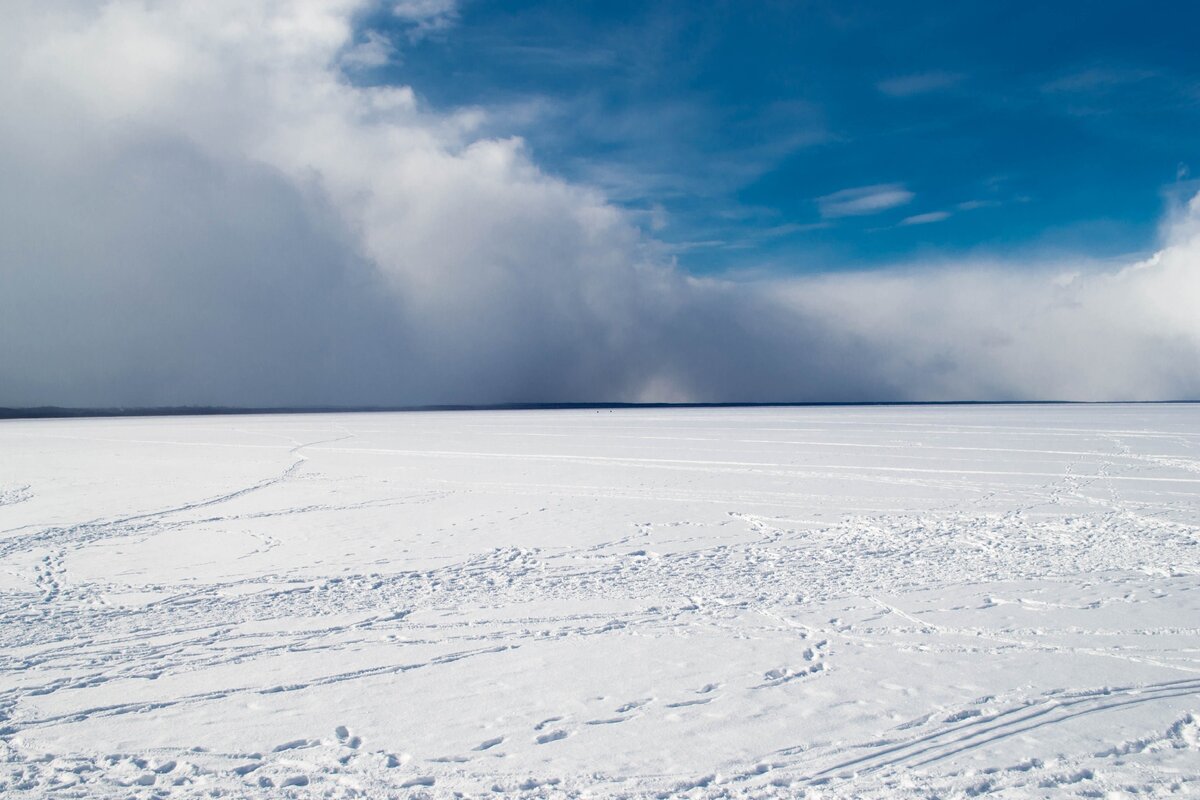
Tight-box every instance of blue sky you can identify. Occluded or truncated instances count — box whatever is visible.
[357,0,1200,273]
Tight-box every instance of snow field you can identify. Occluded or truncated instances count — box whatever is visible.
[0,405,1198,797]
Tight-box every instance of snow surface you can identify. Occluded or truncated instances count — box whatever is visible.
[1,405,1198,798]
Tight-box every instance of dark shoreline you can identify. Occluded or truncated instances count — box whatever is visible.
[2,400,1197,421]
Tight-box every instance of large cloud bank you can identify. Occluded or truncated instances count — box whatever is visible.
[1,0,1198,406]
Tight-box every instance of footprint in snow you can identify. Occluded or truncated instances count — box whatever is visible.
[334,725,361,749]
[473,736,504,751]
[943,709,983,723]
[535,729,568,744]
[896,713,933,730]
[666,697,712,708]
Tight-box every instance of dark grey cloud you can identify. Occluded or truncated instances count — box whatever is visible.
[0,130,410,407]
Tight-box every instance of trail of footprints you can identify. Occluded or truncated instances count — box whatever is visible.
[459,646,833,760]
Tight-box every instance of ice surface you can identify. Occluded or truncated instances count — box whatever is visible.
[0,405,1198,797]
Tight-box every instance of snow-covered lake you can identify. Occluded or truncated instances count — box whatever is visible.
[1,406,1198,797]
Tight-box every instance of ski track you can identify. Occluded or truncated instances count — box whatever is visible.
[0,406,1198,797]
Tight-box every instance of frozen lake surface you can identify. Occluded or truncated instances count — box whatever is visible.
[1,405,1198,797]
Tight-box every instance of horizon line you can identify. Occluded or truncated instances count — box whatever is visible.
[3,399,1199,421]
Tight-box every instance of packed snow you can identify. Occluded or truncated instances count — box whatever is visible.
[1,405,1198,798]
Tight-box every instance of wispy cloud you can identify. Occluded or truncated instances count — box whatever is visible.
[818,184,914,218]
[760,222,831,237]
[1041,67,1157,94]
[487,92,829,244]
[393,0,459,41]
[486,43,621,70]
[877,71,964,97]
[900,210,951,226]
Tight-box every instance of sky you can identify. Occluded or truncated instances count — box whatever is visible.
[2,0,1199,406]
[369,1,1200,272]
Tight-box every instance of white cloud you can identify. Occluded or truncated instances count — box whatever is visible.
[777,199,1200,400]
[817,184,915,218]
[900,210,951,226]
[1,1,1199,406]
[956,199,998,211]
[341,30,395,68]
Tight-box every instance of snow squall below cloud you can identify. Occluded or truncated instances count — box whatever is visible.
[1,0,1198,406]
